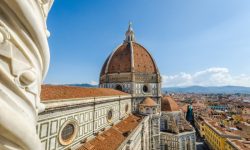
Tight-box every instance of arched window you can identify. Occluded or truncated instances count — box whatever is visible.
[165,120,168,130]
[146,107,151,114]
[153,107,156,113]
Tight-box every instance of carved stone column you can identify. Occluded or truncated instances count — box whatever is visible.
[0,0,54,150]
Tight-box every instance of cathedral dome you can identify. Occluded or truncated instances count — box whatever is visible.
[140,97,158,107]
[161,96,180,112]
[100,23,159,76]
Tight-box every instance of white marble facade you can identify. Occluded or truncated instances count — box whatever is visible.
[118,116,150,150]
[160,111,196,150]
[37,95,131,150]
[100,83,160,96]
[160,131,196,150]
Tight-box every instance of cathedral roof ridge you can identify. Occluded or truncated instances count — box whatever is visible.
[41,84,129,101]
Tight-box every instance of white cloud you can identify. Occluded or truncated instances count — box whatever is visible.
[162,67,250,87]
[89,81,98,85]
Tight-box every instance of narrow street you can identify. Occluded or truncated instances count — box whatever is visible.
[195,126,210,150]
[196,141,209,150]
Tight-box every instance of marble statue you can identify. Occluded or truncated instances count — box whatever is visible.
[0,0,54,149]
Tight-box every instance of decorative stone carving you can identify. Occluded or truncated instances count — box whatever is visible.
[0,0,54,150]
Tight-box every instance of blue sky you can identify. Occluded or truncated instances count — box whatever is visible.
[45,0,250,87]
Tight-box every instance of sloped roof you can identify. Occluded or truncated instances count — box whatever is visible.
[40,85,128,101]
[140,97,158,107]
[180,104,189,113]
[77,115,142,150]
[161,96,180,111]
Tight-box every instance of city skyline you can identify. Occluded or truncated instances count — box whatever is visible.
[45,0,250,87]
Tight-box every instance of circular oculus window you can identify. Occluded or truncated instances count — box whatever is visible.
[107,109,113,122]
[61,124,74,141]
[143,85,149,93]
[115,84,123,91]
[59,120,78,145]
[125,104,129,113]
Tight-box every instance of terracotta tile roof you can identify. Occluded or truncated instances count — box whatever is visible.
[161,96,180,111]
[133,43,157,73]
[180,104,188,113]
[242,114,250,120]
[107,43,131,74]
[77,115,142,150]
[140,97,158,107]
[100,42,158,76]
[40,85,128,101]
[228,139,250,150]
[207,121,247,138]
[100,55,110,76]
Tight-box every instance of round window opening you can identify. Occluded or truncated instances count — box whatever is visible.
[61,124,75,142]
[115,84,123,91]
[143,85,149,93]
[107,109,113,122]
[59,121,78,146]
[125,104,129,113]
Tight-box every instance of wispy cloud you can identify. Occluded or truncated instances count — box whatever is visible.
[162,67,250,87]
[89,81,98,85]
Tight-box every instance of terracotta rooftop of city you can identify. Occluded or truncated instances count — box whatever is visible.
[100,23,158,76]
[228,139,250,150]
[140,97,158,107]
[40,85,128,101]
[77,115,142,150]
[206,120,250,139]
[180,104,188,113]
[161,96,180,111]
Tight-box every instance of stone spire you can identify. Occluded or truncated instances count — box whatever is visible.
[125,21,135,42]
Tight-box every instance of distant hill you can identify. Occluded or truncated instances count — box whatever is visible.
[63,84,250,94]
[65,83,98,88]
[162,86,250,94]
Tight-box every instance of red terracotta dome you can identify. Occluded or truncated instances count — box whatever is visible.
[140,97,158,107]
[100,23,158,76]
[161,96,180,111]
